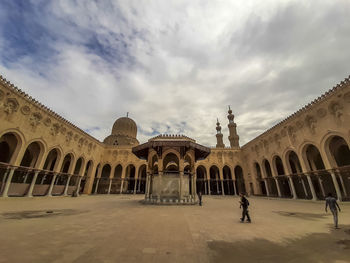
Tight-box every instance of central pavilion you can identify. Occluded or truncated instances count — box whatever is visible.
[132,134,210,204]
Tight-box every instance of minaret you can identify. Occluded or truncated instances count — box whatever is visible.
[216,119,225,148]
[227,106,240,148]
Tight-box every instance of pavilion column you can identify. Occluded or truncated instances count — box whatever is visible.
[145,173,150,199]
[288,176,297,199]
[107,179,112,194]
[179,170,184,202]
[47,173,58,196]
[1,168,16,197]
[193,173,197,201]
[63,175,72,196]
[264,179,270,197]
[274,177,282,197]
[133,166,139,194]
[26,170,40,197]
[94,178,100,194]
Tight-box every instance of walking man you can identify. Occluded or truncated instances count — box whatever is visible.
[325,192,341,229]
[198,191,203,206]
[239,192,251,223]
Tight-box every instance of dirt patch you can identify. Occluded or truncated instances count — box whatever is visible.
[273,211,327,221]
[1,209,87,219]
[207,227,350,263]
[337,239,350,249]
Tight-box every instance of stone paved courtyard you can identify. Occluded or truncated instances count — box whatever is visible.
[1,195,350,263]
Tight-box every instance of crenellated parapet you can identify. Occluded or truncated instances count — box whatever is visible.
[242,75,350,162]
[0,74,103,158]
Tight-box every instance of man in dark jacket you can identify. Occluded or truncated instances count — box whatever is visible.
[239,193,251,223]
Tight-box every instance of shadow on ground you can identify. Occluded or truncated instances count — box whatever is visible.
[1,209,88,219]
[273,211,328,221]
[208,226,350,263]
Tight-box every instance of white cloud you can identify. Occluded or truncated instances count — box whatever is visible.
[0,0,349,147]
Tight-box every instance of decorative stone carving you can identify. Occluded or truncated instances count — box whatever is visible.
[328,101,343,125]
[78,138,84,148]
[274,133,281,148]
[88,143,93,154]
[20,105,31,115]
[217,152,223,163]
[287,125,296,144]
[50,123,60,136]
[29,112,42,130]
[305,115,317,134]
[296,121,304,129]
[74,134,79,141]
[44,118,51,127]
[66,131,73,144]
[343,92,350,103]
[3,97,19,116]
[60,126,66,135]
[0,89,4,101]
[263,140,269,153]
[281,128,287,137]
[317,108,327,118]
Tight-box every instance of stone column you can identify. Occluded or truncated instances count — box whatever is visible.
[179,170,184,202]
[300,177,308,198]
[107,178,112,194]
[133,166,139,194]
[119,179,124,194]
[47,173,58,196]
[274,177,282,197]
[145,174,150,200]
[221,180,225,196]
[204,181,207,195]
[264,178,270,197]
[306,174,317,201]
[1,168,16,197]
[233,180,237,196]
[26,170,40,197]
[193,173,197,201]
[317,174,326,198]
[336,169,347,197]
[94,178,100,194]
[288,176,297,199]
[319,149,342,201]
[208,179,211,195]
[329,170,342,201]
[63,175,72,196]
[76,176,82,196]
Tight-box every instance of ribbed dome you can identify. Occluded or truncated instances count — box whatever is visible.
[112,117,137,138]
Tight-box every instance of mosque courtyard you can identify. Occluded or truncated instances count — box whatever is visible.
[0,196,349,263]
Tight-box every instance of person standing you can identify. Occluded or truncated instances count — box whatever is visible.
[325,192,341,229]
[239,193,251,223]
[198,191,203,206]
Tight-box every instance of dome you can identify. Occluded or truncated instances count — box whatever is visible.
[112,117,137,138]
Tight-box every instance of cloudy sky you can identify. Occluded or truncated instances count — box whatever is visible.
[0,0,349,146]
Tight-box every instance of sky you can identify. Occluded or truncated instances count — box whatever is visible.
[0,0,349,147]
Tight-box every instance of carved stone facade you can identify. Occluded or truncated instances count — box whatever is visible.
[1,74,350,201]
